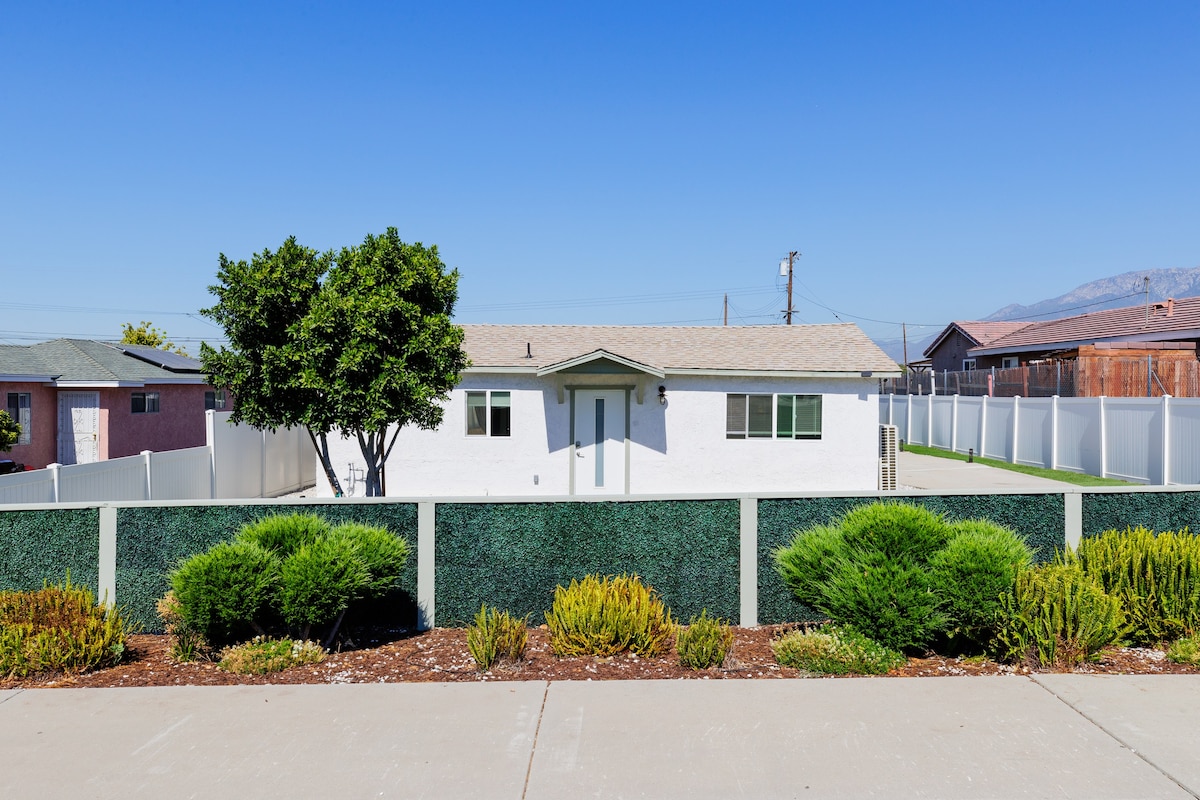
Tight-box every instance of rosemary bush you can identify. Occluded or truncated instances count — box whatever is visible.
[994,563,1124,667]
[1072,526,1200,645]
[466,605,529,670]
[772,625,905,675]
[0,578,132,678]
[1167,634,1200,666]
[217,636,326,674]
[545,574,675,658]
[677,610,734,670]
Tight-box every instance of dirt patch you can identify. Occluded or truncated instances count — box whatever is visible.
[4,625,1197,689]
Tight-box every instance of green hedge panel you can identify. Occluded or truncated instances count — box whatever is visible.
[434,500,740,626]
[1082,491,1200,538]
[757,494,1066,625]
[0,508,100,598]
[116,503,418,632]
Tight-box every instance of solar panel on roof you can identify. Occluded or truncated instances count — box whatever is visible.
[115,344,202,372]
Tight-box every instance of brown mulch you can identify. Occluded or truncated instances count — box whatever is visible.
[3,625,1198,689]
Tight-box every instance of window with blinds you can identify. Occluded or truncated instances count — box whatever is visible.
[466,391,511,437]
[727,393,822,440]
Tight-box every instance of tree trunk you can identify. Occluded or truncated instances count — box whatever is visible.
[308,430,344,496]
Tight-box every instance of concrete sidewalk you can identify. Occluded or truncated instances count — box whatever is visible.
[898,450,1071,491]
[2,676,1198,799]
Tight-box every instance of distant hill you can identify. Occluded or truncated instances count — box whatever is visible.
[872,266,1200,365]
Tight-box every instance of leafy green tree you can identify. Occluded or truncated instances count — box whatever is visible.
[0,410,19,453]
[121,321,188,355]
[200,228,468,496]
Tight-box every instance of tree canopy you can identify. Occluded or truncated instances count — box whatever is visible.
[200,228,468,496]
[121,321,188,355]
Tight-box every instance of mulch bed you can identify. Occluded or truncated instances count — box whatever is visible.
[4,624,1197,689]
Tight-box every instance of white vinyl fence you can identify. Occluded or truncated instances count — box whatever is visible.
[0,412,314,504]
[881,394,1200,485]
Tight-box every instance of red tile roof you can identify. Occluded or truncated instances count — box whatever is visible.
[969,297,1200,356]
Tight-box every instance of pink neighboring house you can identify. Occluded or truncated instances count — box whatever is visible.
[0,339,226,469]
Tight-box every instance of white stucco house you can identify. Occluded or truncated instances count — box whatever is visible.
[316,324,901,497]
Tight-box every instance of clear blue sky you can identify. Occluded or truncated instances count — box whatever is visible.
[2,2,1197,349]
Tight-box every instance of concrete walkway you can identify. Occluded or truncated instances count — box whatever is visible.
[2,676,1199,799]
[898,450,1071,491]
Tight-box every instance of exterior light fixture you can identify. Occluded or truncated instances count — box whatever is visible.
[658,385,667,405]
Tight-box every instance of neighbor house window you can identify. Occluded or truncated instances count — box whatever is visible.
[962,358,977,371]
[204,390,227,410]
[465,391,510,436]
[726,394,821,440]
[5,393,31,445]
[1001,357,1019,369]
[131,392,160,414]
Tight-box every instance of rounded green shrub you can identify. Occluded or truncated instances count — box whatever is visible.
[328,522,409,597]
[930,520,1033,650]
[774,502,956,652]
[277,536,369,631]
[677,609,734,670]
[236,513,331,556]
[545,574,675,658]
[170,541,280,644]
[772,624,905,675]
[994,563,1124,668]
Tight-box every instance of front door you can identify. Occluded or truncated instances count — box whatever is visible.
[57,391,100,465]
[572,389,627,494]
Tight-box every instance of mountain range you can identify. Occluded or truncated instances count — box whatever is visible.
[873,266,1200,365]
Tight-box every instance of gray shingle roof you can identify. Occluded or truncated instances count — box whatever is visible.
[0,340,203,383]
[969,296,1200,356]
[462,324,900,374]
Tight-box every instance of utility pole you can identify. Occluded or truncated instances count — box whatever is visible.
[723,293,728,326]
[781,250,799,325]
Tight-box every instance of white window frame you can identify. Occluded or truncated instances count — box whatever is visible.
[465,390,511,437]
[726,393,822,440]
[1001,357,1019,369]
[962,358,977,371]
[131,391,160,414]
[6,392,31,446]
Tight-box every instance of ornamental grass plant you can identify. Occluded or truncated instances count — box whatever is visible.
[677,609,735,669]
[545,574,675,658]
[466,605,529,670]
[994,563,1124,668]
[0,578,132,678]
[1071,526,1200,645]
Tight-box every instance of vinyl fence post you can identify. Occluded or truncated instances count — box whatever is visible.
[1050,396,1059,471]
[142,450,153,500]
[417,501,436,630]
[740,497,758,627]
[1099,396,1108,479]
[1162,394,1171,485]
[98,505,117,609]
[926,395,934,447]
[48,463,61,502]
[1011,396,1020,464]
[951,394,959,453]
[980,395,989,458]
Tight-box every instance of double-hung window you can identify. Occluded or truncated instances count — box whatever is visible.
[466,391,511,437]
[726,393,822,440]
[5,393,31,445]
[131,392,160,414]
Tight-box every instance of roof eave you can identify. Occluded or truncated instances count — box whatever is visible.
[970,328,1200,357]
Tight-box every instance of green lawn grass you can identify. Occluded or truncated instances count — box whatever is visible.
[903,444,1133,487]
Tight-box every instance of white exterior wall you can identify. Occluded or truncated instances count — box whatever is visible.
[316,373,882,497]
